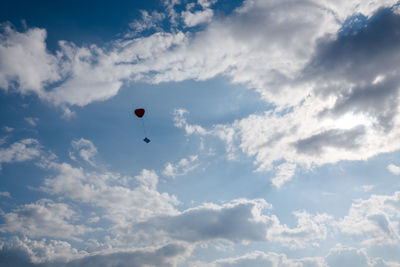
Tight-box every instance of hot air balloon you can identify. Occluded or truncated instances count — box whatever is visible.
[134,108,150,143]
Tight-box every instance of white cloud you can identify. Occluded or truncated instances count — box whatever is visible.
[182,9,213,27]
[45,41,123,107]
[271,162,297,188]
[387,164,400,175]
[337,192,400,246]
[0,25,61,95]
[41,162,179,226]
[70,138,98,166]
[268,211,333,249]
[0,138,41,170]
[163,155,199,178]
[0,199,93,241]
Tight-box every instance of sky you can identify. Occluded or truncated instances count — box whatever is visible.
[1,0,400,266]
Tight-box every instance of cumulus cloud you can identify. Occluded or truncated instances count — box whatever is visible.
[269,211,333,249]
[0,138,41,170]
[133,199,331,249]
[69,138,98,166]
[182,3,214,27]
[337,191,400,246]
[0,199,93,241]
[0,24,61,95]
[163,155,199,178]
[137,199,273,244]
[40,161,179,228]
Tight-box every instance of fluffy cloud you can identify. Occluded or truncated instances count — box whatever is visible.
[0,138,41,170]
[41,162,179,225]
[0,25,60,95]
[136,199,273,244]
[0,199,93,241]
[181,0,215,27]
[337,191,400,246]
[268,211,332,249]
[133,199,331,249]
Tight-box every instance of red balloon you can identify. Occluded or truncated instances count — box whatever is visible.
[134,108,145,118]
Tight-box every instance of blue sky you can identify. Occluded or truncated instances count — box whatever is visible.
[1,0,400,266]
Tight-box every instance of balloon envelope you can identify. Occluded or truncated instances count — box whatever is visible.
[134,108,145,118]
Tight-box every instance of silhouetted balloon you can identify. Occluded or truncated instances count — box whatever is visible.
[134,108,145,118]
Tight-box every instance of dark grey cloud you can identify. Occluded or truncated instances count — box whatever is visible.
[0,243,188,267]
[136,200,273,243]
[295,126,365,155]
[306,8,400,82]
[325,79,398,131]
[304,7,400,129]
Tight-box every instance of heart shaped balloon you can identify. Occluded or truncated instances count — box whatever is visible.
[134,108,145,118]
